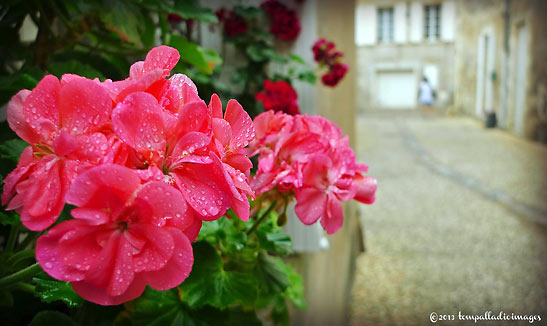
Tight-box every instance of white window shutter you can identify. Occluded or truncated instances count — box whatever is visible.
[394,3,407,43]
[409,2,423,43]
[441,1,456,42]
[355,2,377,46]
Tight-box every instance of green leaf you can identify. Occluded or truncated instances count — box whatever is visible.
[29,311,78,326]
[141,12,157,49]
[101,0,146,46]
[48,60,106,80]
[33,277,84,308]
[233,6,262,20]
[272,296,289,326]
[169,35,216,74]
[0,139,28,163]
[172,0,218,23]
[297,70,317,84]
[279,262,306,309]
[0,211,19,226]
[180,241,257,309]
[289,54,306,64]
[121,287,262,326]
[254,253,291,297]
[246,45,276,62]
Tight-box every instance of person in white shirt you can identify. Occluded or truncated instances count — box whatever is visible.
[418,77,435,114]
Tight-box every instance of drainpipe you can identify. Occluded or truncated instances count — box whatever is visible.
[499,0,511,127]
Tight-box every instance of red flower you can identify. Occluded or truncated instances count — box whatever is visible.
[261,0,301,41]
[223,10,248,37]
[255,80,300,115]
[312,39,343,66]
[215,8,227,23]
[167,14,183,23]
[321,63,348,87]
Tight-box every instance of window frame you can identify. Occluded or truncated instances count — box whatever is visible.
[377,7,395,43]
[424,4,441,41]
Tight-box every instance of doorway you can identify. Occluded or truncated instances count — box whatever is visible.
[475,30,495,117]
[513,24,528,136]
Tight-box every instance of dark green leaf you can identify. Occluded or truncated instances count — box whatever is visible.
[29,311,78,326]
[48,60,105,80]
[180,241,257,309]
[33,277,84,308]
[173,0,218,23]
[233,6,262,20]
[271,297,289,326]
[0,139,28,163]
[101,0,145,46]
[0,211,19,226]
[246,45,276,62]
[122,287,262,326]
[254,253,291,297]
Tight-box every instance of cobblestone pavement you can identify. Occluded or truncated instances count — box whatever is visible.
[349,111,547,326]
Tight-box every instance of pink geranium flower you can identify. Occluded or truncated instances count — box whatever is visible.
[208,94,256,221]
[2,75,113,231]
[36,165,194,305]
[249,111,377,234]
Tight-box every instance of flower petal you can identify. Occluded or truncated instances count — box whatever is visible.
[224,99,255,151]
[36,219,89,281]
[23,75,60,138]
[58,77,112,135]
[132,181,191,230]
[294,187,326,225]
[140,227,193,290]
[353,175,377,204]
[320,193,344,234]
[66,164,141,219]
[7,90,39,144]
[143,45,180,77]
[112,92,166,161]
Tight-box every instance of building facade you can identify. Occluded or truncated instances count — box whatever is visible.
[454,0,547,142]
[355,0,456,111]
[355,0,547,142]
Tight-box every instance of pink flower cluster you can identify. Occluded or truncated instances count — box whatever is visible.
[255,80,300,115]
[248,111,377,234]
[312,39,348,87]
[2,46,256,305]
[261,0,301,41]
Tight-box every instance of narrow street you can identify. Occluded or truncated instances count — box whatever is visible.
[350,111,547,326]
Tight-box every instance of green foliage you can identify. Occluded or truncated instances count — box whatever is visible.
[180,241,257,309]
[29,311,79,326]
[118,287,261,326]
[33,276,84,308]
[169,35,222,75]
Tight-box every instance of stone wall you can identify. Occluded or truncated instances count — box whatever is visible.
[454,0,547,143]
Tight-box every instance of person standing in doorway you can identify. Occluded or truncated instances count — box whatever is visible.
[418,77,435,115]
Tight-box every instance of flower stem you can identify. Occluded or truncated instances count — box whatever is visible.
[5,225,19,252]
[7,249,35,266]
[0,263,42,289]
[246,201,277,236]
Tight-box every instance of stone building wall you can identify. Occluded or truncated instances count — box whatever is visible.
[454,0,547,143]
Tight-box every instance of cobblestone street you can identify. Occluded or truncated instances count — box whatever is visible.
[350,111,547,326]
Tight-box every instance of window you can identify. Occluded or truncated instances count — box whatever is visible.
[424,4,441,40]
[378,8,394,42]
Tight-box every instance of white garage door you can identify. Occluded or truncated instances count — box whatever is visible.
[376,70,417,109]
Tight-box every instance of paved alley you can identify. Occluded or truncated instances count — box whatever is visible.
[349,111,547,326]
